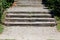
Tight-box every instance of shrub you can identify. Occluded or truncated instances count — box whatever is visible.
[0,0,3,23]
[2,0,14,9]
[0,0,14,23]
[45,0,60,18]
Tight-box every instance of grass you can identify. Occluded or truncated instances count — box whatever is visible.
[0,11,6,34]
[47,39,55,40]
[0,11,5,34]
[57,23,60,31]
[55,16,60,31]
[56,21,60,31]
[0,24,4,34]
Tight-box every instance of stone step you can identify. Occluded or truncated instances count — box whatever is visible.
[14,0,42,1]
[15,1,42,4]
[5,18,55,20]
[14,0,43,7]
[7,12,49,14]
[6,13,51,18]
[5,18,55,22]
[14,0,42,3]
[7,7,49,13]
[6,15,52,18]
[15,2,43,7]
[16,4,44,7]
[5,22,56,25]
[16,2,44,7]
[6,13,51,17]
[4,22,56,26]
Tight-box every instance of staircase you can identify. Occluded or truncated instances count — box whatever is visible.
[4,0,56,27]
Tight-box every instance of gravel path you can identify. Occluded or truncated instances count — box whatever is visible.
[0,26,60,40]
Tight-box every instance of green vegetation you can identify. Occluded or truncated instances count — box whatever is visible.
[44,0,60,30]
[57,23,60,31]
[2,0,14,9]
[0,24,4,34]
[47,39,55,40]
[0,0,14,23]
[0,0,14,34]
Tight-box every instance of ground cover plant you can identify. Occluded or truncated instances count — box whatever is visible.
[0,0,14,34]
[44,0,60,30]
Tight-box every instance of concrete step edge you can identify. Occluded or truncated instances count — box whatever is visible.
[5,18,55,20]
[6,14,51,16]
[4,22,56,24]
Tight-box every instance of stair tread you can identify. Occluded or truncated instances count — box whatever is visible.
[7,14,51,16]
[6,18,55,20]
[7,14,51,15]
[15,0,42,4]
[16,4,43,7]
[5,18,55,22]
[16,2,43,5]
[5,22,56,24]
[7,7,49,12]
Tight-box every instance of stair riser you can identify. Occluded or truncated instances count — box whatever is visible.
[6,13,51,18]
[16,5,42,6]
[5,18,55,22]
[4,22,56,26]
[6,15,51,17]
[5,19,54,22]
[5,24,55,27]
[14,0,42,1]
[16,2,42,4]
[6,16,51,18]
[16,4,43,7]
[7,11,49,13]
[6,14,51,16]
[4,22,56,24]
[15,1,42,5]
[7,12,49,14]
[14,0,42,3]
[6,13,51,17]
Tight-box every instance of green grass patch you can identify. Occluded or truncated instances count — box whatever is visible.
[56,22,60,31]
[47,39,55,40]
[0,24,4,34]
[55,16,60,31]
[57,23,60,30]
